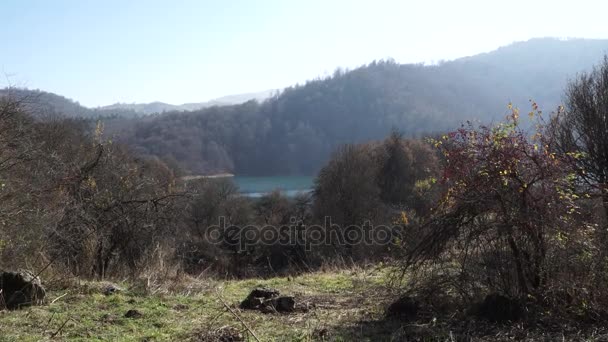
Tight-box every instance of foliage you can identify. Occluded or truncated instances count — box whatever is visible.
[551,56,608,218]
[84,38,607,176]
[0,93,185,279]
[407,107,588,297]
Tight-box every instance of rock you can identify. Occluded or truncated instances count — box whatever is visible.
[272,296,296,312]
[124,309,143,319]
[173,304,189,311]
[0,270,46,310]
[473,293,523,322]
[240,287,299,313]
[247,287,279,300]
[240,287,280,310]
[103,284,122,296]
[386,296,419,320]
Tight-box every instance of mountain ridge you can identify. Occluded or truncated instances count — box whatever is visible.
[96,89,278,114]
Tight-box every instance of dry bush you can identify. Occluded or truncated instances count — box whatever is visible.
[404,109,595,305]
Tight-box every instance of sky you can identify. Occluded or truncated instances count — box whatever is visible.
[1,0,608,107]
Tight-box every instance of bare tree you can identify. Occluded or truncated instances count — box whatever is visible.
[552,56,608,218]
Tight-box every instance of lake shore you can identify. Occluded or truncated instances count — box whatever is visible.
[180,173,234,181]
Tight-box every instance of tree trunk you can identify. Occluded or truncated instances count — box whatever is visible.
[507,235,529,295]
[602,188,608,223]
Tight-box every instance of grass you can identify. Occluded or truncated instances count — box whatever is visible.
[0,267,403,341]
[3,267,608,341]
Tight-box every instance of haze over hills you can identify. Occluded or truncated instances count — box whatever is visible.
[3,38,608,176]
[0,88,277,118]
[97,89,278,114]
[108,38,608,176]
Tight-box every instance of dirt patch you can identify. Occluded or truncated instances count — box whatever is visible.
[191,326,245,342]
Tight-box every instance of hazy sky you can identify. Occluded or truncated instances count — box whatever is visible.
[2,0,607,107]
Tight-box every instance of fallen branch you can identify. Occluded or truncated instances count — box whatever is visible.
[0,289,5,310]
[50,317,71,338]
[217,293,261,342]
[51,293,68,305]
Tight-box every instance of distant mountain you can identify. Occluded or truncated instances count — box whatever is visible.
[0,88,92,118]
[0,88,277,119]
[97,90,277,114]
[0,88,143,119]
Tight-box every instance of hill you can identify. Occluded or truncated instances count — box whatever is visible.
[6,38,608,175]
[103,38,608,175]
[0,88,277,118]
[97,90,277,114]
[0,88,141,119]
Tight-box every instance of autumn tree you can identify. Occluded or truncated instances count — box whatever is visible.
[407,108,584,297]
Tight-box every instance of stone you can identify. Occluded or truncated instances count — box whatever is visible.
[0,270,46,310]
[173,304,189,311]
[103,284,122,296]
[240,287,299,313]
[240,287,280,310]
[272,296,296,312]
[124,309,143,319]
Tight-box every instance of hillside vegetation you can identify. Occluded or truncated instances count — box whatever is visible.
[104,38,608,175]
[4,38,608,175]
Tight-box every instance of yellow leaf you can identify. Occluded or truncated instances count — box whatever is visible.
[401,212,409,225]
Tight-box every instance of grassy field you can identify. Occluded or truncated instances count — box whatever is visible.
[0,267,405,341]
[3,267,607,341]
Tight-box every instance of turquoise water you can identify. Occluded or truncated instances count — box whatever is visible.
[233,176,315,197]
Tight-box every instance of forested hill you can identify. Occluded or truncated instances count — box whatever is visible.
[104,38,608,175]
[6,38,608,175]
[0,88,142,119]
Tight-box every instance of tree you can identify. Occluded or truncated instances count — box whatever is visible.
[313,144,382,228]
[378,130,414,205]
[407,109,582,297]
[551,56,608,218]
[377,130,439,214]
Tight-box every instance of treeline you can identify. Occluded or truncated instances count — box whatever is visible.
[0,88,141,119]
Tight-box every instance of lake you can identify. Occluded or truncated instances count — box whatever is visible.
[233,176,315,198]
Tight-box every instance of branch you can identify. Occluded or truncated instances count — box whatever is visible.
[217,293,261,342]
